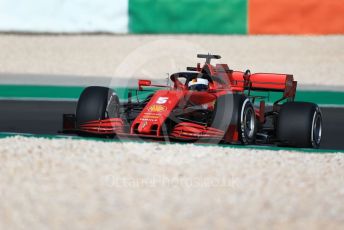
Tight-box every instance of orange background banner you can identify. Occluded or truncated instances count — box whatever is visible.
[249,0,344,34]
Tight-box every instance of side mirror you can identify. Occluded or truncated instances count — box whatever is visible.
[138,79,151,90]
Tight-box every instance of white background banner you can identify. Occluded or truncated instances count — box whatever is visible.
[0,0,128,33]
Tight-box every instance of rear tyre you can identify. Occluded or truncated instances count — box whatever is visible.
[277,102,322,148]
[76,86,120,129]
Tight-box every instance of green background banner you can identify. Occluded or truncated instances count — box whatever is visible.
[129,0,247,34]
[1,85,343,106]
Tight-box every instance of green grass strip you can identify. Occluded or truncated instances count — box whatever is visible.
[0,85,154,101]
[0,85,343,106]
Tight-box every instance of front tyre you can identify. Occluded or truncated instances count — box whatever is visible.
[239,99,257,144]
[212,94,257,145]
[277,102,322,148]
[76,86,120,129]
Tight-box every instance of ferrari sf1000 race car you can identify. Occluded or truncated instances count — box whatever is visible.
[63,54,322,148]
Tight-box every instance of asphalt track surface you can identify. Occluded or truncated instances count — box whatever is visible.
[0,100,343,151]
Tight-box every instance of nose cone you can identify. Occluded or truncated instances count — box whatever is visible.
[137,121,151,134]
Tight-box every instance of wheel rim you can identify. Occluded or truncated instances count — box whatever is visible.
[244,107,255,139]
[312,112,322,146]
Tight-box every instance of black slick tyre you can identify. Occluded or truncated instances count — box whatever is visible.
[76,86,120,129]
[212,94,257,144]
[239,97,257,144]
[277,102,322,148]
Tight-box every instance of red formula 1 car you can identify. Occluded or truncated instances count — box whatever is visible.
[63,54,322,148]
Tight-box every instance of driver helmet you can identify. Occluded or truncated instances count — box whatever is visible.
[188,78,209,91]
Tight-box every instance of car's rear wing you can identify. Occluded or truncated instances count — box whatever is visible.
[235,73,297,102]
[235,72,295,94]
[215,64,297,100]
